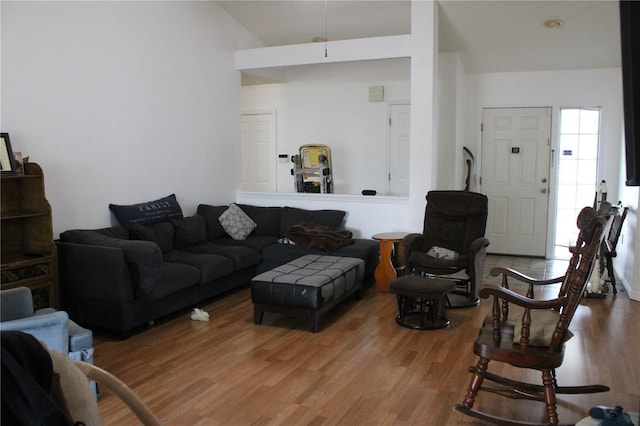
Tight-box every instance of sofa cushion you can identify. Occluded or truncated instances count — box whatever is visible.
[109,194,183,228]
[59,230,162,298]
[130,222,174,253]
[163,251,235,283]
[279,207,345,235]
[171,215,207,249]
[150,262,201,300]
[237,204,282,237]
[211,235,278,252]
[197,204,230,240]
[180,241,262,271]
[93,226,130,239]
[219,203,257,240]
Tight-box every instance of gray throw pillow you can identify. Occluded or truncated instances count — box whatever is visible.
[218,203,257,240]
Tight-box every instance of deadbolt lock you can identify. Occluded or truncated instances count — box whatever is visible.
[541,178,547,183]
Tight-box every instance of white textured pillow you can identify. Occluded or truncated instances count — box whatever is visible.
[218,203,256,240]
[426,246,459,260]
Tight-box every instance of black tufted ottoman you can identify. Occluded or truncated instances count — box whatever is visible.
[251,255,365,332]
[389,275,456,330]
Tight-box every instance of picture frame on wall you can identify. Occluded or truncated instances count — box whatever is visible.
[0,133,16,176]
[0,133,17,175]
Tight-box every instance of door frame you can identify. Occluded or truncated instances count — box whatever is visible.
[386,100,410,196]
[478,105,556,258]
[240,109,277,192]
[478,103,609,259]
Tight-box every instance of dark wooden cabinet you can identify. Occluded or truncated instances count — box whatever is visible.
[1,162,59,309]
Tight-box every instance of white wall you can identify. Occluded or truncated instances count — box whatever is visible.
[437,52,468,190]
[466,67,639,299]
[241,60,410,195]
[237,1,438,237]
[617,128,640,301]
[236,192,410,238]
[1,1,259,237]
[466,68,624,204]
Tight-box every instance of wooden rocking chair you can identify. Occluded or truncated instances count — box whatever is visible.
[454,204,611,426]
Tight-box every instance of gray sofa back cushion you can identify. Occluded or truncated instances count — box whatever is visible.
[237,204,282,237]
[130,222,174,253]
[196,204,229,240]
[280,207,345,235]
[92,226,130,240]
[198,204,346,239]
[171,216,207,249]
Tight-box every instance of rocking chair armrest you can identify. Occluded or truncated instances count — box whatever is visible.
[489,266,564,286]
[479,284,565,310]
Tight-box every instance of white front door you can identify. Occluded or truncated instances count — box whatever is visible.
[241,111,276,192]
[388,103,410,196]
[481,107,552,257]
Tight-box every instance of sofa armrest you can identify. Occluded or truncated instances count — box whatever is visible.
[57,241,138,305]
[0,310,69,353]
[0,287,35,321]
[57,232,162,299]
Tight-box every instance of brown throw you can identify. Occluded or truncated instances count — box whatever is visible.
[284,222,354,253]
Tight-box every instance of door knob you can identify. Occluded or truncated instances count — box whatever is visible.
[541,188,547,194]
[541,178,547,183]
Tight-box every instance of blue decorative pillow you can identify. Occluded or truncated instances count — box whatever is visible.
[109,194,183,228]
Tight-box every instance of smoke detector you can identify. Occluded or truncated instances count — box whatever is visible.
[543,19,564,29]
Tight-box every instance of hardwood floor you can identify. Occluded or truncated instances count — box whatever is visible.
[94,255,640,425]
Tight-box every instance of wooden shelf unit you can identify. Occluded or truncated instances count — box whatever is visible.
[1,162,59,309]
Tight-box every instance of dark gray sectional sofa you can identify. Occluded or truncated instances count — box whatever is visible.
[56,203,379,337]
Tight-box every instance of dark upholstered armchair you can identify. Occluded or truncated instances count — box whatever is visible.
[400,191,489,308]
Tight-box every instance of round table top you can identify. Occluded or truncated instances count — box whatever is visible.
[372,232,410,241]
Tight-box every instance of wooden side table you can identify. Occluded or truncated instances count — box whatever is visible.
[372,232,409,292]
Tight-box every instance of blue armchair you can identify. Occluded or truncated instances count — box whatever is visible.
[0,287,94,367]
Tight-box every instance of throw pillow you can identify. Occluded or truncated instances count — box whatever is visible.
[513,309,574,347]
[131,222,174,253]
[171,215,207,249]
[109,194,183,228]
[218,203,257,240]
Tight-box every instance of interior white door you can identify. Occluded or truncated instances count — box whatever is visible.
[241,112,276,192]
[481,107,552,257]
[388,103,410,196]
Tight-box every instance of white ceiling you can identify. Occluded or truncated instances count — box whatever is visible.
[217,0,621,74]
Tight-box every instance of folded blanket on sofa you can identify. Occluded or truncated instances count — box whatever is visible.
[284,222,354,253]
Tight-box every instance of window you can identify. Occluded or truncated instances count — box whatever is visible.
[554,107,601,257]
